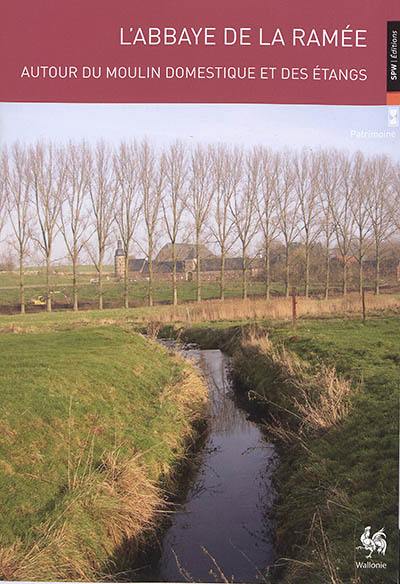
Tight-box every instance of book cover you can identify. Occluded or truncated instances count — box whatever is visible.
[0,1,399,583]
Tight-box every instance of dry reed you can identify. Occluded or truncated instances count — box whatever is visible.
[137,292,400,326]
[242,333,354,437]
[0,359,208,581]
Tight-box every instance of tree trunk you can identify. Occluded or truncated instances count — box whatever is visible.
[148,237,153,307]
[196,233,201,303]
[124,254,129,309]
[72,257,78,311]
[19,254,25,314]
[46,255,52,312]
[98,262,103,310]
[324,242,330,300]
[285,247,290,298]
[219,248,225,301]
[375,242,380,295]
[242,248,247,300]
[342,258,347,297]
[172,242,177,306]
[148,261,153,306]
[358,234,364,296]
[265,240,270,299]
[304,244,310,298]
[359,259,364,296]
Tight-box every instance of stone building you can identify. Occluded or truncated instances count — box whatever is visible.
[114,242,261,280]
[114,240,125,277]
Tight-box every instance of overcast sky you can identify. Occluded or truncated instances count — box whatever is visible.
[0,103,399,158]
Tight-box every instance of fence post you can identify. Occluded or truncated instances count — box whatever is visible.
[291,287,297,328]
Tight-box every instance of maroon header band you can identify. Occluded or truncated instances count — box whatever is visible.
[0,0,398,104]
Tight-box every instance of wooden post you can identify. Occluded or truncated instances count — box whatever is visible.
[291,287,297,328]
[362,287,366,322]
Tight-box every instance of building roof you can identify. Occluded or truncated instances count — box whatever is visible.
[155,260,186,273]
[128,258,189,273]
[155,243,216,262]
[129,259,148,272]
[128,254,263,273]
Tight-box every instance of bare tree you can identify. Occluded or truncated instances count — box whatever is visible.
[1,139,399,315]
[389,161,400,234]
[30,142,65,312]
[114,141,142,309]
[3,144,32,313]
[59,142,91,311]
[188,145,213,302]
[209,145,239,300]
[328,153,355,296]
[230,148,259,300]
[163,142,187,306]
[294,149,321,297]
[256,148,279,299]
[366,154,395,294]
[138,140,164,307]
[0,151,6,242]
[88,142,116,310]
[275,151,299,297]
[319,149,342,299]
[349,152,372,294]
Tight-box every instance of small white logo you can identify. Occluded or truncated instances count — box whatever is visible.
[388,107,399,127]
[357,526,387,558]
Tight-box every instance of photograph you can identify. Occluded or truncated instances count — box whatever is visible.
[0,102,398,583]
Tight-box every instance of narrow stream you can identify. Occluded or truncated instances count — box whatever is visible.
[145,347,276,583]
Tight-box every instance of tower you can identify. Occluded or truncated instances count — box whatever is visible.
[114,240,125,278]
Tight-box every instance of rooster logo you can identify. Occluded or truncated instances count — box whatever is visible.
[357,526,387,559]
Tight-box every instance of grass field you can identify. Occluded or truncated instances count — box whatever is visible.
[232,318,399,583]
[1,267,393,313]
[0,300,398,583]
[0,269,275,311]
[0,327,207,580]
[0,292,399,336]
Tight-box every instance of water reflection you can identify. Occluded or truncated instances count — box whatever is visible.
[202,350,255,436]
[149,348,276,583]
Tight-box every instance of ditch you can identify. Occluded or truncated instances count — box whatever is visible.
[137,344,277,583]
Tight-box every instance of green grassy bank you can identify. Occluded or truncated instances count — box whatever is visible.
[0,326,207,580]
[179,318,399,584]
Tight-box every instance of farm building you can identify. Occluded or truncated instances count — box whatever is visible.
[114,242,261,281]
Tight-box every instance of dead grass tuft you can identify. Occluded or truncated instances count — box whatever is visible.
[243,332,354,437]
[0,355,208,581]
[0,323,34,334]
[0,451,162,581]
[293,366,352,431]
[160,367,208,420]
[147,320,162,339]
[281,510,345,584]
